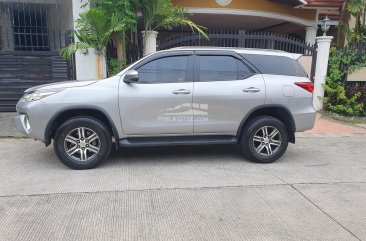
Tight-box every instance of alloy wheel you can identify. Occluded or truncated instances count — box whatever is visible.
[64,127,101,161]
[252,126,282,156]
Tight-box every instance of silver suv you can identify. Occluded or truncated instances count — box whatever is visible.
[15,47,316,169]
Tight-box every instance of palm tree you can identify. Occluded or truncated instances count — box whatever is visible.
[60,8,126,79]
[139,0,208,55]
[88,0,138,62]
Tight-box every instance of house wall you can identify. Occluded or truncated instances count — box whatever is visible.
[72,0,107,80]
[173,0,317,22]
[0,0,73,51]
[47,0,73,50]
[0,6,14,51]
[348,67,366,81]
[298,55,313,76]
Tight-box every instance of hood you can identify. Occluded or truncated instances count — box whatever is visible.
[25,80,97,93]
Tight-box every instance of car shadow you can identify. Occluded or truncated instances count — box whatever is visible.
[105,144,245,166]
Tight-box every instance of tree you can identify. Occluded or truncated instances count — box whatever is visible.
[341,0,366,43]
[88,0,138,61]
[139,0,207,54]
[60,8,127,79]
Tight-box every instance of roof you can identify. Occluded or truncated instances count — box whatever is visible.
[166,47,299,59]
[305,0,346,8]
[267,0,306,7]
[268,0,346,20]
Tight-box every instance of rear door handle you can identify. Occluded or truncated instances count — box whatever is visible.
[173,89,191,95]
[243,87,260,93]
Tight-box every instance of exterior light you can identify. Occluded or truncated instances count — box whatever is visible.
[24,115,31,132]
[81,48,88,54]
[321,16,330,36]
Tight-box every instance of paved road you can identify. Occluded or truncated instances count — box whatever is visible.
[0,135,365,241]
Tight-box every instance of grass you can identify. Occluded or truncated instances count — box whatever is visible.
[320,111,366,126]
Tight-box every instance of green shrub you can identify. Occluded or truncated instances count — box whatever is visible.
[323,47,366,117]
[108,58,126,76]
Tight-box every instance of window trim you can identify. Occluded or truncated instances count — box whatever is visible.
[132,52,194,84]
[237,59,256,80]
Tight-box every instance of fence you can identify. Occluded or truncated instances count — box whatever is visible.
[159,30,318,81]
[159,30,317,55]
[0,0,74,112]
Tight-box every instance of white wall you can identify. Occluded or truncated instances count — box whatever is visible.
[298,55,313,76]
[72,0,106,80]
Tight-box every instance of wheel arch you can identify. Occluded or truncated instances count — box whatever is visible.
[237,105,296,143]
[44,106,120,148]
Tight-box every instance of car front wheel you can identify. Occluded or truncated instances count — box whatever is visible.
[241,116,289,163]
[53,117,112,169]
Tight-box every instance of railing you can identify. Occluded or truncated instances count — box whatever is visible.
[0,0,75,111]
[159,30,317,56]
[0,26,71,52]
[0,0,72,52]
[159,30,318,81]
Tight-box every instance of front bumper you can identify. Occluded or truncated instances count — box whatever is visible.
[15,98,50,142]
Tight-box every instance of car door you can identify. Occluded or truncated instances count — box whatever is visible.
[193,53,265,135]
[119,53,194,135]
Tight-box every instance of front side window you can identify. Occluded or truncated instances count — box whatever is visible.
[137,56,188,83]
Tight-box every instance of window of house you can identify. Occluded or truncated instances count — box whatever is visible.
[12,4,49,51]
[137,56,188,83]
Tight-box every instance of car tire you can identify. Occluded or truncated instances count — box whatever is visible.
[53,117,112,170]
[240,116,289,164]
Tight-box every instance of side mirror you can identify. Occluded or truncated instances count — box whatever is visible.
[123,70,139,83]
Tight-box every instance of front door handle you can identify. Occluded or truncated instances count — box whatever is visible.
[243,87,260,93]
[173,89,191,95]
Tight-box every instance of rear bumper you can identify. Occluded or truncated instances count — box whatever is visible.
[294,109,317,132]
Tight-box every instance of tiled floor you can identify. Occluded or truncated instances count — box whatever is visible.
[303,114,366,135]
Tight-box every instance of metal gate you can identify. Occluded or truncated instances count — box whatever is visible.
[159,30,317,81]
[0,0,74,112]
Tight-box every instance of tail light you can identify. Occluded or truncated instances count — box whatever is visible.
[295,82,314,93]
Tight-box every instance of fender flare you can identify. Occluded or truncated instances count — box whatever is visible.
[44,105,120,147]
[236,104,296,143]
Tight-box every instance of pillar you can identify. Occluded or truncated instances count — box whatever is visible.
[141,31,158,56]
[313,36,333,111]
[305,26,318,45]
[72,1,106,80]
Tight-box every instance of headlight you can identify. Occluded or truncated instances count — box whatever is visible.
[22,89,63,102]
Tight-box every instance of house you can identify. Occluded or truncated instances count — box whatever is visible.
[0,0,345,111]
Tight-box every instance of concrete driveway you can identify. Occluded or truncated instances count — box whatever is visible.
[0,134,365,241]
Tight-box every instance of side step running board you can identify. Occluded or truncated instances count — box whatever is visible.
[119,136,238,147]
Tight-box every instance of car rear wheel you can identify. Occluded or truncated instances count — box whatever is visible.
[54,117,112,169]
[240,116,289,163]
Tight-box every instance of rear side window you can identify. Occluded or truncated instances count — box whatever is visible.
[198,55,253,81]
[241,54,307,77]
[137,56,188,83]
